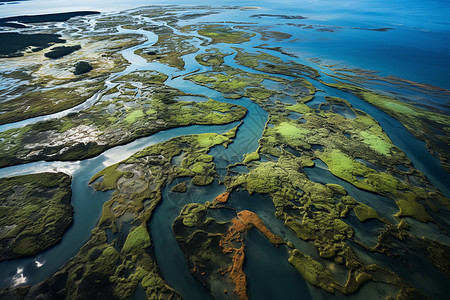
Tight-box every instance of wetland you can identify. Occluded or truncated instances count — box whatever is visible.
[0,2,449,300]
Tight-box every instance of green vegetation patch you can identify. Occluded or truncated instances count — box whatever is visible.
[171,182,187,193]
[318,149,399,193]
[74,61,93,75]
[195,48,231,66]
[353,203,379,222]
[122,225,151,255]
[124,109,145,124]
[243,151,260,164]
[288,249,338,293]
[196,132,230,149]
[359,130,392,156]
[322,80,450,171]
[0,32,65,57]
[0,172,73,261]
[276,122,308,142]
[194,24,256,44]
[395,198,432,222]
[178,203,207,227]
[45,45,81,59]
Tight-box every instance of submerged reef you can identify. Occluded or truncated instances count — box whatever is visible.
[0,173,72,261]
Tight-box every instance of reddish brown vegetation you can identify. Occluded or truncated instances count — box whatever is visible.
[214,191,230,203]
[219,210,284,299]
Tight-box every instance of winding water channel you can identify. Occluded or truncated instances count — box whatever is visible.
[0,8,449,300]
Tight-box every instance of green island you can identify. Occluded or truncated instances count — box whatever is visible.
[0,172,73,261]
[0,5,449,300]
[135,34,199,70]
[320,78,450,173]
[181,24,256,44]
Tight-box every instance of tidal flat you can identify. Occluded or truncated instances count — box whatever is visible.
[0,4,449,300]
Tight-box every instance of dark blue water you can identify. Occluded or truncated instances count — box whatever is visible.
[149,178,222,300]
[245,230,311,300]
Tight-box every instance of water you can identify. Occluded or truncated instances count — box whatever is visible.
[1,1,449,89]
[0,1,449,299]
[149,178,222,300]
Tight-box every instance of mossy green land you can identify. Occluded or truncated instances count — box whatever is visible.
[181,24,256,44]
[1,6,449,300]
[0,70,246,168]
[1,127,238,299]
[233,48,320,79]
[0,172,72,261]
[0,14,146,125]
[225,114,445,297]
[186,54,447,223]
[195,48,231,66]
[321,79,450,172]
[135,34,199,70]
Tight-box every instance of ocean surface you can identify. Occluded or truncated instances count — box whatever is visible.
[1,0,450,89]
